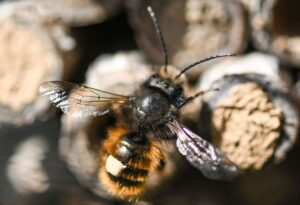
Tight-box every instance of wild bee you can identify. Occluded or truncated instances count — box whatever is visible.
[40,7,239,202]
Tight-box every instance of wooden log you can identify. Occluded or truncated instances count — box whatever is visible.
[249,0,300,67]
[125,0,248,80]
[195,53,299,171]
[6,136,50,194]
[60,51,182,200]
[0,2,77,125]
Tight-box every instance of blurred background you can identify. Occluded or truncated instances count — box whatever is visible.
[0,0,300,205]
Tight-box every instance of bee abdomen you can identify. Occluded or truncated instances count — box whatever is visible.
[120,166,149,182]
[100,154,149,200]
[106,156,149,185]
[108,165,149,186]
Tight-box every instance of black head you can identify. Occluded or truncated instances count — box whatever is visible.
[146,74,183,98]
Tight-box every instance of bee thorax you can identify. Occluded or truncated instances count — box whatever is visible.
[135,90,169,122]
[105,155,127,176]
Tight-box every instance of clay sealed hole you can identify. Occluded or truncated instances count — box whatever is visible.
[272,0,300,36]
[211,83,282,170]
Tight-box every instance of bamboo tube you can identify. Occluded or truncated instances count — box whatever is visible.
[16,0,122,26]
[249,0,300,67]
[196,53,299,171]
[126,0,248,80]
[0,2,77,125]
[1,118,103,204]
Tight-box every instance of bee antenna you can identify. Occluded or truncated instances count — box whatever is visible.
[175,53,236,79]
[147,6,168,73]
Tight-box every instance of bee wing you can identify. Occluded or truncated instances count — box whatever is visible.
[39,81,133,118]
[168,121,239,180]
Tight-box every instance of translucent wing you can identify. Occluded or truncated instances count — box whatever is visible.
[168,121,239,180]
[39,81,133,118]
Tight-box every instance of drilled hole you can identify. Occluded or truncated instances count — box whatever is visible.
[272,0,300,36]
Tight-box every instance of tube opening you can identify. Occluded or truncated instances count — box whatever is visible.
[272,0,300,36]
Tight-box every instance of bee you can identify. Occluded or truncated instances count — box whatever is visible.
[39,7,239,202]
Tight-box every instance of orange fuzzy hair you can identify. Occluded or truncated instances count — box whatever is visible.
[98,123,164,201]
